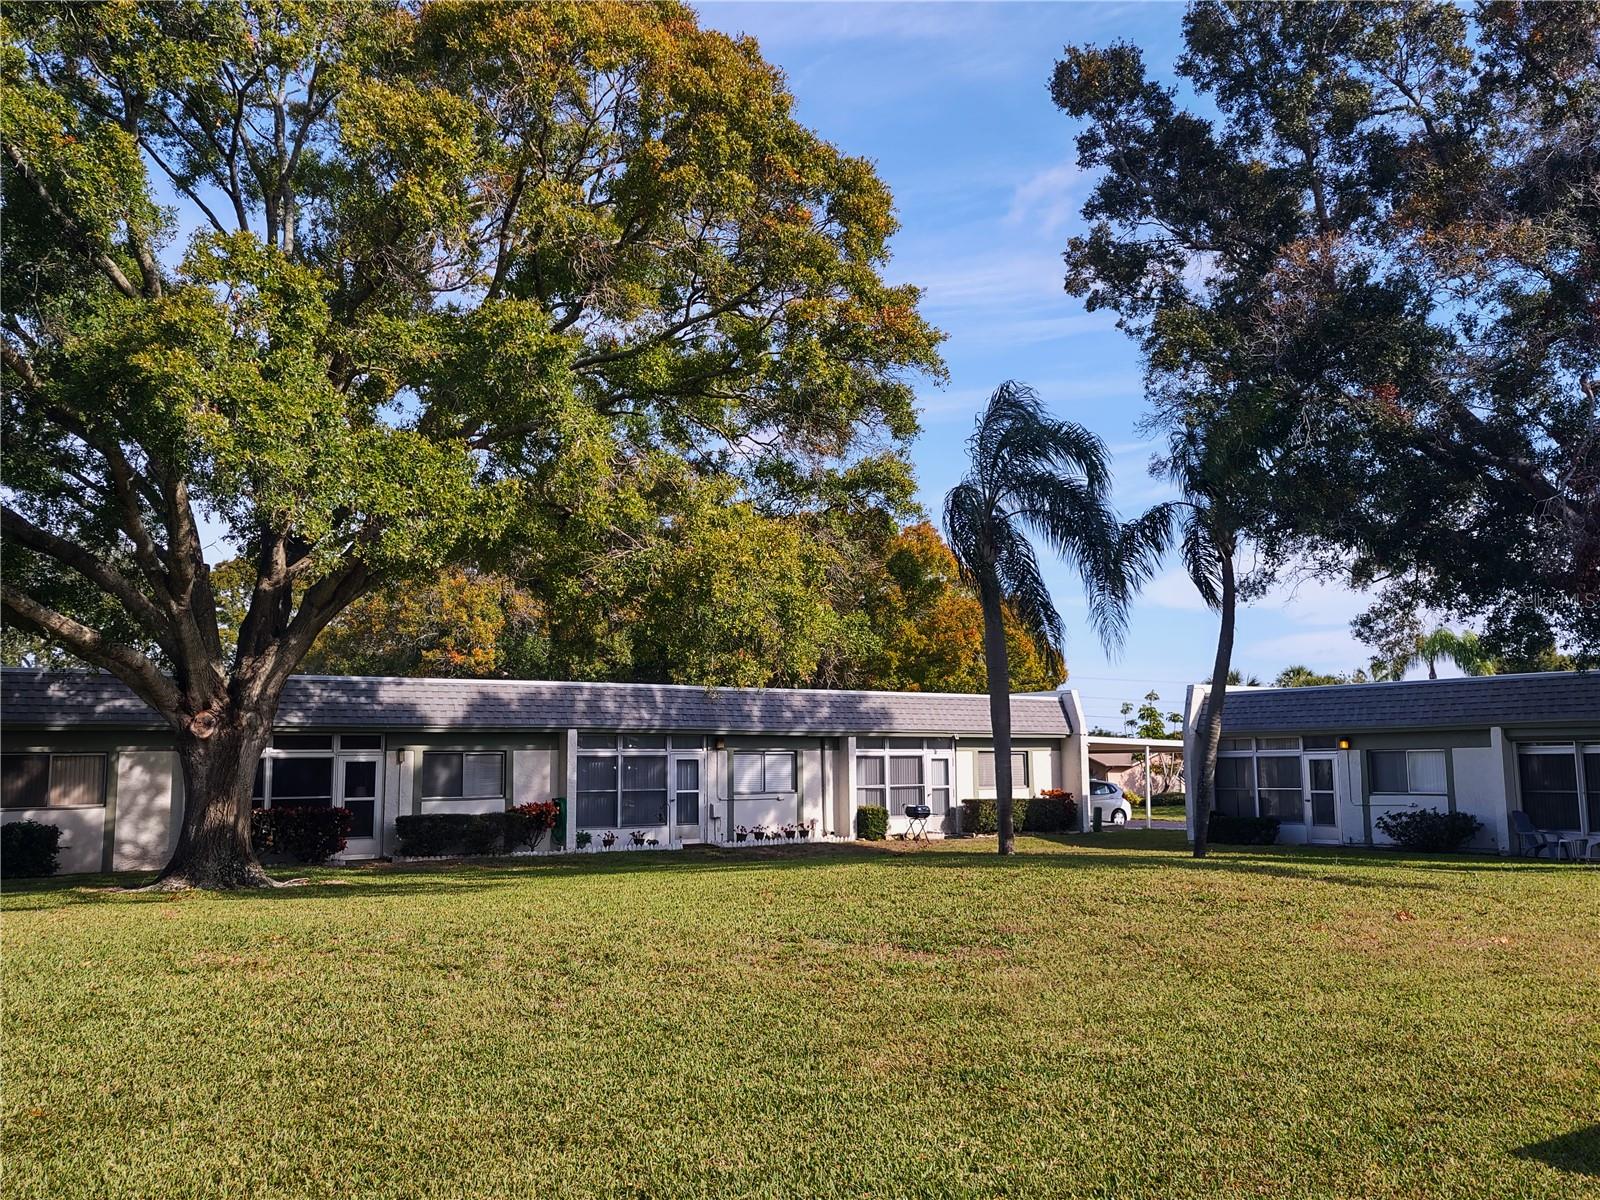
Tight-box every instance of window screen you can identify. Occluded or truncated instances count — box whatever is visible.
[272,734,333,751]
[1256,756,1302,823]
[1,754,49,809]
[420,752,503,800]
[762,752,795,793]
[856,755,886,808]
[1518,748,1579,831]
[463,753,503,798]
[577,756,618,827]
[272,757,334,807]
[976,751,1028,790]
[620,755,668,825]
[1215,756,1254,817]
[929,758,952,814]
[675,758,700,825]
[732,752,765,795]
[1586,749,1600,832]
[1406,750,1447,795]
[1368,751,1409,794]
[49,755,105,808]
[889,755,924,814]
[732,751,794,794]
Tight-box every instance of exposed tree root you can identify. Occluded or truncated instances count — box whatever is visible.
[128,866,310,893]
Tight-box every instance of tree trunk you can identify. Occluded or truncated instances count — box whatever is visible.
[979,581,1016,855]
[1193,549,1237,859]
[149,709,281,890]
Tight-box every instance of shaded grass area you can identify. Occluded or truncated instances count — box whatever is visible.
[4,832,1597,1199]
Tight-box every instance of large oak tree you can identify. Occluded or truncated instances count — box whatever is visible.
[0,1,941,887]
[1053,1,1599,660]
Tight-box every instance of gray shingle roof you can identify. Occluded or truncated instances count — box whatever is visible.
[1206,672,1600,734]
[0,669,1073,737]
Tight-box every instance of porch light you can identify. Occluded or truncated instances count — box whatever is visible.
[713,736,726,751]
[1337,737,1351,750]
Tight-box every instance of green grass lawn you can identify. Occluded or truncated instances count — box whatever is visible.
[4,833,1596,1199]
[1122,801,1188,824]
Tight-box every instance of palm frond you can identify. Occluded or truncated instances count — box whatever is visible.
[941,481,991,590]
[1180,511,1224,610]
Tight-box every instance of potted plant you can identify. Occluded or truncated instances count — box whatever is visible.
[735,826,749,843]
[799,821,812,840]
[629,829,648,847]
[576,830,593,850]
[601,830,617,850]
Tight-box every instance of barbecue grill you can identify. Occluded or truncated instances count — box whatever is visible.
[904,803,932,842]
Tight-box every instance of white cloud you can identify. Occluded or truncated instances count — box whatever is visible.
[1006,161,1089,237]
[1140,568,1211,613]
[1236,628,1368,672]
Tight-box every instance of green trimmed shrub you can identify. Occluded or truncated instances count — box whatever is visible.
[1207,813,1279,845]
[394,814,464,857]
[250,806,352,864]
[461,814,504,855]
[2,820,63,877]
[394,812,518,857]
[960,791,1078,835]
[855,806,888,841]
[1375,807,1482,852]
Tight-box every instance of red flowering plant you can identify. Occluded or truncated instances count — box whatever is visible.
[505,800,560,852]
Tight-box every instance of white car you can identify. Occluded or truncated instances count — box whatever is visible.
[1089,779,1133,826]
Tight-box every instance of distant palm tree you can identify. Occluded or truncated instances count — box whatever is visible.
[1401,628,1494,679]
[944,381,1151,854]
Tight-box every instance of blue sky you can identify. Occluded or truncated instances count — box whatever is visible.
[699,1,1389,727]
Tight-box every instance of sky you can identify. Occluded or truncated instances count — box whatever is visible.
[696,1,1402,729]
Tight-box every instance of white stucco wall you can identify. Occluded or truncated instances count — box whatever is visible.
[512,747,556,805]
[3,807,105,874]
[114,750,178,870]
[1451,745,1504,852]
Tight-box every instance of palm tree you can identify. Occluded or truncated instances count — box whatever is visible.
[1398,628,1494,679]
[1141,417,1262,858]
[944,381,1149,854]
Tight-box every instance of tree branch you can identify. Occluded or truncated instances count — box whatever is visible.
[0,584,181,716]
[1,505,176,657]
[1,142,140,300]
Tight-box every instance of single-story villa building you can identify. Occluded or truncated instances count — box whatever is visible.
[0,669,1094,874]
[1180,671,1600,853]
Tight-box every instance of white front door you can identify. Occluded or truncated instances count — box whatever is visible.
[672,754,703,844]
[337,754,383,858]
[1304,754,1341,844]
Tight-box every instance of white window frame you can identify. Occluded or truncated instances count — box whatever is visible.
[0,752,108,810]
[1367,748,1447,797]
[975,748,1031,793]
[254,734,383,809]
[855,738,954,815]
[418,750,507,802]
[731,750,797,796]
[576,734,676,829]
[1515,742,1596,835]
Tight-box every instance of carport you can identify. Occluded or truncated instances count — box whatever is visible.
[1085,735,1185,828]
